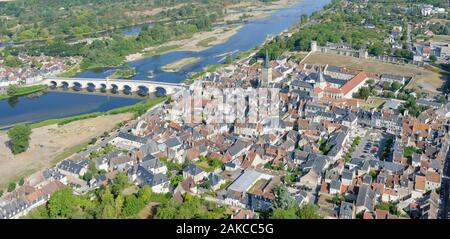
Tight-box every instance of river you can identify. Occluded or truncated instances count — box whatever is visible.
[0,0,331,128]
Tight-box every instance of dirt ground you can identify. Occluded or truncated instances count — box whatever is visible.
[0,113,133,188]
[303,52,446,94]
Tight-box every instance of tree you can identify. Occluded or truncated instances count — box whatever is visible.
[429,55,437,63]
[122,195,145,217]
[6,84,18,96]
[440,95,446,104]
[18,176,24,186]
[7,182,16,192]
[170,175,183,187]
[383,81,390,90]
[3,55,23,67]
[391,81,402,91]
[271,208,298,219]
[111,172,129,196]
[272,186,296,210]
[7,124,32,154]
[48,188,76,218]
[296,203,323,219]
[357,87,370,99]
[137,186,152,204]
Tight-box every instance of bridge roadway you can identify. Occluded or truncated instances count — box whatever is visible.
[42,77,188,94]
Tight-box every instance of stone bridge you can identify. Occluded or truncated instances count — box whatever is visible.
[42,77,188,94]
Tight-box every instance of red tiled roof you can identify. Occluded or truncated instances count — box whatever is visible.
[340,72,368,95]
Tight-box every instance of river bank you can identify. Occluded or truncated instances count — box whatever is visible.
[0,95,167,189]
[0,112,134,189]
[125,25,243,62]
[0,85,48,100]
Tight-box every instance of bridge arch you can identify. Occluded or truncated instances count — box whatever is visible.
[155,87,167,97]
[110,84,119,93]
[100,83,107,92]
[123,85,132,94]
[138,85,149,96]
[61,81,70,89]
[49,81,57,88]
[86,83,96,92]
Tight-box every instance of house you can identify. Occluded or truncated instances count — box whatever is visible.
[140,156,167,175]
[231,209,258,219]
[109,155,136,171]
[226,140,249,160]
[174,177,197,195]
[356,184,375,213]
[339,201,355,219]
[225,161,239,171]
[425,171,441,191]
[183,164,207,183]
[341,169,354,186]
[329,179,341,195]
[228,170,272,193]
[111,132,148,150]
[292,190,308,206]
[131,165,170,194]
[58,160,88,177]
[164,137,184,164]
[224,190,247,208]
[208,173,226,191]
[411,153,422,167]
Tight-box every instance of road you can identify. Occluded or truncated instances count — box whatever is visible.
[439,144,450,219]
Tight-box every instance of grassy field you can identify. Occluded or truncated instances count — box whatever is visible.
[303,52,446,94]
[431,35,450,42]
[196,36,218,48]
[51,141,90,165]
[0,85,48,100]
[360,97,386,110]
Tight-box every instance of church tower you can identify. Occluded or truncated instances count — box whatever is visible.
[317,65,326,89]
[261,49,272,86]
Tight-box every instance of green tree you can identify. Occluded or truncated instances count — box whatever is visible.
[122,195,145,217]
[170,175,183,187]
[137,186,153,204]
[111,172,129,196]
[391,81,402,91]
[7,124,32,154]
[296,203,323,219]
[7,182,16,192]
[429,55,437,63]
[18,176,24,186]
[272,186,296,210]
[48,188,76,218]
[271,208,298,219]
[3,55,23,67]
[357,87,370,99]
[6,84,18,96]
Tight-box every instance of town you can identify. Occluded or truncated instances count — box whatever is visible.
[1,0,450,220]
[2,40,450,219]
